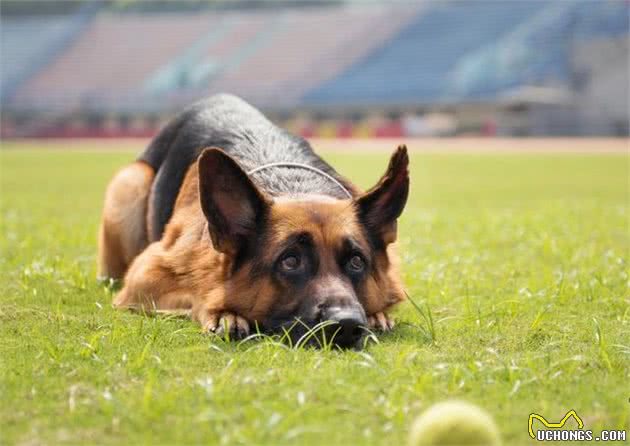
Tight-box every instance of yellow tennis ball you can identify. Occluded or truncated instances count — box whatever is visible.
[409,400,502,446]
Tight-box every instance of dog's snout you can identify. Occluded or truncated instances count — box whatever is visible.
[322,306,366,348]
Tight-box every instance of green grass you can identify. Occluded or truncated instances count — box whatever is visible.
[1,145,628,445]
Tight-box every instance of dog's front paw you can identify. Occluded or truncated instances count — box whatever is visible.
[203,311,250,340]
[367,312,395,332]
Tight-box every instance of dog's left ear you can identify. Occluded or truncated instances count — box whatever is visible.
[198,148,270,254]
[356,145,409,246]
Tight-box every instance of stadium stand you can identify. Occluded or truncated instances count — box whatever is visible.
[10,4,420,110]
[0,0,100,102]
[12,12,219,109]
[1,18,72,98]
[448,0,630,100]
[304,0,629,106]
[304,1,549,105]
[206,4,421,106]
[144,11,274,96]
[1,0,628,137]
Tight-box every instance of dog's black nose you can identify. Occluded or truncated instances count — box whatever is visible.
[322,307,366,348]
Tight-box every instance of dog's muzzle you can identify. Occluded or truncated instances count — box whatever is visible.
[320,306,366,348]
[265,304,368,349]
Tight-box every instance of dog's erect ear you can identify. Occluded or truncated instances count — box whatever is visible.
[356,145,409,246]
[198,148,269,254]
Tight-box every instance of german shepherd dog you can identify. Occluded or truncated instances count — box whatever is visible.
[98,94,409,348]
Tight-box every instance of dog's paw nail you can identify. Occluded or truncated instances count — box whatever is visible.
[217,313,233,336]
[203,314,219,333]
[207,312,250,340]
[368,312,394,332]
[377,312,389,330]
[235,315,250,339]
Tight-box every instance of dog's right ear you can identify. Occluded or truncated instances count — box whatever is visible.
[355,144,409,246]
[198,148,269,254]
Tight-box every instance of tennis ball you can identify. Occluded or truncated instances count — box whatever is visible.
[409,400,501,446]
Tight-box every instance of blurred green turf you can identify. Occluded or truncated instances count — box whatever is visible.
[1,147,628,445]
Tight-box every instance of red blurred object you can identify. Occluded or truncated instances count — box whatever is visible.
[374,120,404,138]
[336,121,355,138]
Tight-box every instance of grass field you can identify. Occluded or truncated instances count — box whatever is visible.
[1,143,628,445]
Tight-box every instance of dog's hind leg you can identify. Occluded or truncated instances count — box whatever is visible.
[97,161,154,281]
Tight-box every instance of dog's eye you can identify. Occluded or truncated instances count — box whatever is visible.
[347,255,365,273]
[280,254,301,272]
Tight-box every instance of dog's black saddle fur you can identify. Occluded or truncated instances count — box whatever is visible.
[139,94,353,242]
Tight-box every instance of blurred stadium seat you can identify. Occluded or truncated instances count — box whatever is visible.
[206,5,419,105]
[0,0,100,102]
[0,0,627,137]
[305,1,545,104]
[1,17,76,98]
[12,13,217,108]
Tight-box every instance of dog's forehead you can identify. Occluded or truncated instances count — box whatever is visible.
[268,196,362,244]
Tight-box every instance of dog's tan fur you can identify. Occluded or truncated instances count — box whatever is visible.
[97,161,153,281]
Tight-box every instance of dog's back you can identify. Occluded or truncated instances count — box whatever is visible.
[140,94,353,241]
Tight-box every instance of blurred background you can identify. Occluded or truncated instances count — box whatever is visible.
[1,0,628,139]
